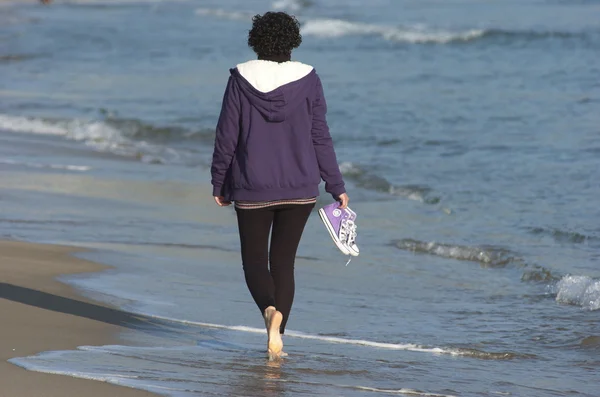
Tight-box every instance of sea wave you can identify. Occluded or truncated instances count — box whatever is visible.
[301,20,593,45]
[392,238,562,282]
[0,114,205,165]
[103,117,214,142]
[194,7,253,21]
[194,8,594,46]
[0,54,39,63]
[394,237,567,283]
[393,238,598,311]
[0,158,91,172]
[272,0,312,12]
[353,386,456,397]
[521,265,562,283]
[393,239,519,268]
[304,19,596,44]
[63,0,193,5]
[554,275,600,311]
[194,9,484,44]
[339,162,441,204]
[301,19,485,44]
[527,226,598,245]
[129,313,531,360]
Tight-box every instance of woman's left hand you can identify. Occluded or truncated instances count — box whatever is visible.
[214,196,231,207]
[338,193,350,209]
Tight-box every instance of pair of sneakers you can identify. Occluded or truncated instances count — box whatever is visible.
[318,202,359,257]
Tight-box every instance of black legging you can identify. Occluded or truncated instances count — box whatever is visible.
[236,203,314,334]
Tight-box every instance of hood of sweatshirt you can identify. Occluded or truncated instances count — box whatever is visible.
[230,60,315,122]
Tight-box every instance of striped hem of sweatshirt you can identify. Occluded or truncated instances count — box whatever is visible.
[235,197,317,210]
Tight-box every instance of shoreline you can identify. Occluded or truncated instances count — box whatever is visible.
[0,0,36,4]
[0,240,159,397]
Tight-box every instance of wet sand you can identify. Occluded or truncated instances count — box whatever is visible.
[0,240,159,397]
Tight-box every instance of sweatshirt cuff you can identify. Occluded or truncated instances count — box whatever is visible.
[212,185,222,197]
[328,184,346,200]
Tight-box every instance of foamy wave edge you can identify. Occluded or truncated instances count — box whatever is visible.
[394,238,600,311]
[0,114,188,165]
[136,313,528,359]
[555,275,600,311]
[353,385,456,397]
[194,7,253,21]
[302,18,485,44]
[195,9,588,45]
[272,0,310,12]
[140,313,449,354]
[194,10,485,44]
[0,159,91,172]
[8,352,181,394]
[340,162,443,205]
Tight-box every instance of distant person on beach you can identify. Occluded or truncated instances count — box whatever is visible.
[210,11,349,359]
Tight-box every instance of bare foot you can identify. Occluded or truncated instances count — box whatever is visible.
[264,307,283,360]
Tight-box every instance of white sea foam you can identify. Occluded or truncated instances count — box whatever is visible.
[139,313,455,356]
[0,115,68,136]
[9,352,180,395]
[272,0,307,12]
[9,351,139,383]
[194,8,253,21]
[301,18,485,44]
[555,275,600,311]
[194,7,484,44]
[0,114,131,156]
[0,158,91,171]
[394,239,516,268]
[353,385,457,397]
[65,0,192,5]
[0,114,180,164]
[0,114,126,142]
[339,161,443,204]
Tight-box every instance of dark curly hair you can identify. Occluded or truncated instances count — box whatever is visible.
[248,12,302,59]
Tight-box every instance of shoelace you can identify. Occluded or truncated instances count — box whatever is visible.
[345,220,357,247]
[340,219,357,266]
[339,220,350,242]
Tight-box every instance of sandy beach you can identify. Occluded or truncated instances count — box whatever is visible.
[0,240,158,397]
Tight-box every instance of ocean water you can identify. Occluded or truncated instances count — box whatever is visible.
[2,0,600,395]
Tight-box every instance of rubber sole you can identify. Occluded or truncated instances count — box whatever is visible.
[347,245,360,257]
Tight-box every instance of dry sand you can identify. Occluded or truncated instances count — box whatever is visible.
[0,240,159,397]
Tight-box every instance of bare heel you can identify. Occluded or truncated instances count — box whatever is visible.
[264,308,283,359]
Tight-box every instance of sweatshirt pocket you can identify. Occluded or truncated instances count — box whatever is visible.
[231,155,243,188]
[233,151,262,189]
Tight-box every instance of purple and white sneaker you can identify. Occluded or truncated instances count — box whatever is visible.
[318,203,359,256]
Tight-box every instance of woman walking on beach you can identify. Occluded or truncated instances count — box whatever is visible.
[211,11,349,359]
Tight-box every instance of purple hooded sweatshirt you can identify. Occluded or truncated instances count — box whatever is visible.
[210,60,346,202]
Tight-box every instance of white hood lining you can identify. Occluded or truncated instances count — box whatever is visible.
[236,60,314,93]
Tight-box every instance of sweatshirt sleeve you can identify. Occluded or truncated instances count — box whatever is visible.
[211,76,240,197]
[311,74,346,199]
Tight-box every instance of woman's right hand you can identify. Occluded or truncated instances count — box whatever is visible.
[338,193,350,209]
[214,196,231,207]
